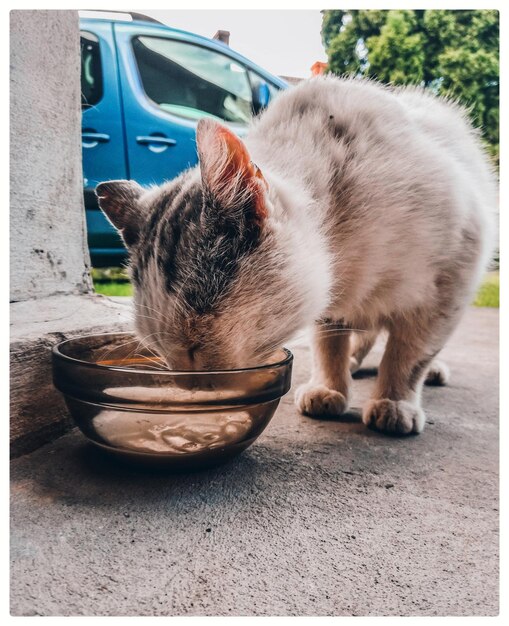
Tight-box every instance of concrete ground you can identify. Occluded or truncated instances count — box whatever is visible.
[10,306,498,616]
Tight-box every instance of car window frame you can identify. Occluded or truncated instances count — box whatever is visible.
[80,29,104,109]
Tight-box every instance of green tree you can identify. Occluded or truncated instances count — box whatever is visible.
[322,10,499,162]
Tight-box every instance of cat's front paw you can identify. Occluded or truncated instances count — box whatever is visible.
[295,383,348,417]
[362,399,425,435]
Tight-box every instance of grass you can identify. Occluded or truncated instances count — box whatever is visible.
[94,281,133,297]
[91,267,500,308]
[473,271,499,308]
[91,267,133,297]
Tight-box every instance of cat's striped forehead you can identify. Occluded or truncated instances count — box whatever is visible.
[131,171,259,315]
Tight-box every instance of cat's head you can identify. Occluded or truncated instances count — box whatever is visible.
[96,119,327,370]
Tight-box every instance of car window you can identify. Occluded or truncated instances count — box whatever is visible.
[80,31,103,108]
[132,36,253,125]
[248,70,280,102]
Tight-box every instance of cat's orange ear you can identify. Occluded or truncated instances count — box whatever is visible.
[196,119,268,225]
[96,180,144,247]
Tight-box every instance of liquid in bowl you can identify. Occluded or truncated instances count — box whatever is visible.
[52,333,293,467]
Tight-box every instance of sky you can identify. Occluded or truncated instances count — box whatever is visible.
[141,10,328,79]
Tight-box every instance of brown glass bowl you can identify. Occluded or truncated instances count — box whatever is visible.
[52,332,293,469]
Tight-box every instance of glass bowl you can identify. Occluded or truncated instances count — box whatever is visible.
[52,333,293,469]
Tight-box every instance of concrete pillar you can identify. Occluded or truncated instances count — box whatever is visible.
[10,10,92,302]
[10,11,131,456]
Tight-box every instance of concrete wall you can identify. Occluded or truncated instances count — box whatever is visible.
[10,10,92,302]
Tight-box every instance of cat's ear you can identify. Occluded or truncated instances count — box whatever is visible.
[196,119,268,226]
[96,180,144,247]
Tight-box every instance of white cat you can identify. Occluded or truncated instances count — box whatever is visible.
[97,75,497,436]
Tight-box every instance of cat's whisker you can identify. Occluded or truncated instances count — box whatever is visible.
[134,312,177,328]
[138,355,166,370]
[96,337,145,363]
[313,328,369,335]
[121,342,147,364]
[135,330,169,353]
[136,302,176,328]
[139,341,164,363]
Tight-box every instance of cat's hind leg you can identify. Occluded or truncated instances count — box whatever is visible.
[349,329,379,374]
[349,330,449,384]
[295,320,351,417]
[425,359,450,386]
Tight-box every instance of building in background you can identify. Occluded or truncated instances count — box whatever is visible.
[213,29,230,45]
[311,60,327,75]
[279,74,303,85]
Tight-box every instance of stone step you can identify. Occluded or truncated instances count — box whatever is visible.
[10,293,133,457]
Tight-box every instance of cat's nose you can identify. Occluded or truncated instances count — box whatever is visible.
[161,348,196,371]
[186,350,227,372]
[169,346,206,371]
[164,347,229,371]
[184,345,206,370]
[187,345,200,364]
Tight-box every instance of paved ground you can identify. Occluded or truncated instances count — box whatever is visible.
[10,306,499,616]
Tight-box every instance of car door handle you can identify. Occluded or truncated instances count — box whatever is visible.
[82,132,110,146]
[136,136,177,154]
[136,135,177,146]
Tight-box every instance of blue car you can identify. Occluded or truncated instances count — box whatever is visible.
[80,12,287,266]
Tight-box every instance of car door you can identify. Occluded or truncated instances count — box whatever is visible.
[80,19,128,262]
[81,20,128,195]
[113,23,256,186]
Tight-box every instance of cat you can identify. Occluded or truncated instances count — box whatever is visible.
[96,75,497,436]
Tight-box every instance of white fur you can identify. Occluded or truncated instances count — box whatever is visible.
[246,76,497,329]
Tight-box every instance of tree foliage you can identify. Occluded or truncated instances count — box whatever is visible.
[322,10,499,161]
